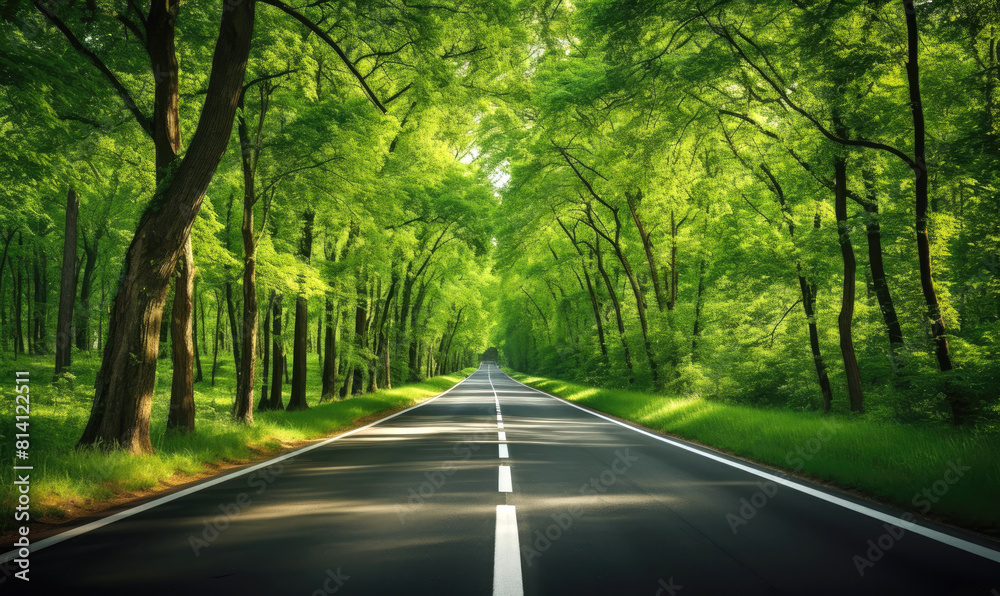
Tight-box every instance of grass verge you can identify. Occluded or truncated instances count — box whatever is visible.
[507,370,1000,537]
[0,352,473,535]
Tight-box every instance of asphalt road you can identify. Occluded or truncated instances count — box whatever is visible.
[2,363,998,594]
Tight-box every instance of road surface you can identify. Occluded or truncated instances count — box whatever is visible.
[2,363,998,594]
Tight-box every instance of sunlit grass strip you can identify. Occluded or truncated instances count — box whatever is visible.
[509,371,1000,533]
[0,356,473,530]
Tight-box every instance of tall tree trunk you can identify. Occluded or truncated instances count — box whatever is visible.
[269,294,284,410]
[211,290,223,387]
[193,278,203,382]
[322,296,338,400]
[32,246,48,354]
[55,187,79,376]
[585,203,657,384]
[669,210,679,311]
[352,295,367,395]
[316,308,323,365]
[626,190,666,312]
[593,234,633,379]
[288,210,314,411]
[760,163,835,410]
[168,235,195,433]
[581,267,607,357]
[225,280,241,387]
[860,169,905,365]
[835,158,864,413]
[902,0,952,373]
[76,0,256,453]
[258,292,273,410]
[383,329,391,389]
[76,231,99,350]
[14,236,24,357]
[0,232,11,353]
[691,259,707,358]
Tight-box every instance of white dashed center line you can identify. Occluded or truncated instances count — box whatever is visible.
[498,465,513,493]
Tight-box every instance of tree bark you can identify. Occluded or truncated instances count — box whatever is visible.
[691,259,707,358]
[32,245,48,354]
[76,0,256,453]
[859,168,905,364]
[902,0,952,374]
[168,235,195,433]
[55,187,79,376]
[233,82,270,423]
[193,278,203,382]
[258,291,274,410]
[225,280,241,386]
[626,190,666,312]
[76,230,99,350]
[269,294,284,410]
[592,233,633,378]
[211,290,222,387]
[321,296,338,400]
[287,210,314,411]
[835,158,864,413]
[14,236,24,357]
[669,210,679,311]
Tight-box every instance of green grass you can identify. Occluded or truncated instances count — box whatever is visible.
[507,370,1000,535]
[0,351,472,530]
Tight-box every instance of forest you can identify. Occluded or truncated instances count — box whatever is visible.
[0,0,998,468]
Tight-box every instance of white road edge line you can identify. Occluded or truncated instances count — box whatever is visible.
[493,505,523,596]
[498,465,513,493]
[502,371,1000,564]
[499,444,510,459]
[0,369,478,565]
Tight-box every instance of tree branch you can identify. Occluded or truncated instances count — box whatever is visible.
[35,1,153,137]
[260,0,387,113]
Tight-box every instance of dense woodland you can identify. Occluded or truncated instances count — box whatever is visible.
[0,0,997,457]
[485,0,1000,428]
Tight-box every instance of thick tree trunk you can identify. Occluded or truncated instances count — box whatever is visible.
[168,235,195,433]
[269,294,284,410]
[287,210,314,411]
[835,159,864,413]
[77,1,255,453]
[55,187,79,376]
